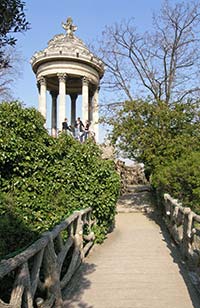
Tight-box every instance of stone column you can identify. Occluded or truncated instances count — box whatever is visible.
[70,94,78,127]
[50,91,58,137]
[58,74,66,132]
[38,77,47,122]
[93,86,99,143]
[82,77,89,124]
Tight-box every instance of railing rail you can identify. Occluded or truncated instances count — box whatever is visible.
[0,208,95,308]
[163,194,200,271]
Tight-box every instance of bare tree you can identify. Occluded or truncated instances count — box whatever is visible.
[0,0,29,100]
[97,0,200,105]
[0,47,23,101]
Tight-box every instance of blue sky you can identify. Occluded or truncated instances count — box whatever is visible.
[12,0,169,140]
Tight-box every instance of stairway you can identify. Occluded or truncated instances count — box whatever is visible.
[117,184,154,213]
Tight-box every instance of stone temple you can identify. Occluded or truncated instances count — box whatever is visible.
[30,17,104,141]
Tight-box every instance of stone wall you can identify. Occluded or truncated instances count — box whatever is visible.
[100,144,148,194]
[115,160,148,194]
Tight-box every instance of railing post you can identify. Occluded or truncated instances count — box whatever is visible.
[42,235,63,308]
[182,208,192,259]
[10,262,33,308]
[74,211,84,261]
[0,208,95,308]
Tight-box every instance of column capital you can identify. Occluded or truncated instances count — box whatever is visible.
[82,76,89,86]
[57,73,67,82]
[37,76,46,86]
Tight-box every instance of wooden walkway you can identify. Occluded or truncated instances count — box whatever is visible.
[62,188,200,308]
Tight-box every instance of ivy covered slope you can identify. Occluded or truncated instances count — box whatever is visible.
[0,101,120,259]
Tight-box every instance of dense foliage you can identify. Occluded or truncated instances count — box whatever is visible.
[107,99,200,210]
[109,100,200,173]
[151,152,200,214]
[0,101,120,259]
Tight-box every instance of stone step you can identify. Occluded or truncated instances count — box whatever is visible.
[126,184,152,193]
[117,185,154,213]
[117,205,153,214]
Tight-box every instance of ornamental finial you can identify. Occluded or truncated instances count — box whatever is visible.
[62,17,77,38]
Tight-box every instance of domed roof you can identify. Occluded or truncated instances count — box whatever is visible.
[31,18,104,77]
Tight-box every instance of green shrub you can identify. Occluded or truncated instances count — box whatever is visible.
[0,192,40,258]
[107,100,200,176]
[0,101,120,258]
[151,151,200,213]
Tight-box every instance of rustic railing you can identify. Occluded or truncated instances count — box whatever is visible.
[0,208,95,308]
[163,194,200,272]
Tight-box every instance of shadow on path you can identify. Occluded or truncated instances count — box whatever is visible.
[62,262,96,308]
[145,210,200,308]
[62,188,200,308]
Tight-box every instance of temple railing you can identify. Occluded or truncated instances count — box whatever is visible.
[163,194,200,273]
[0,208,95,308]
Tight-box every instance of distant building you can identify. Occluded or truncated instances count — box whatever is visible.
[31,17,104,141]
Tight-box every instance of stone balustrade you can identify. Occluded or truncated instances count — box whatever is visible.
[30,50,104,71]
[0,208,95,308]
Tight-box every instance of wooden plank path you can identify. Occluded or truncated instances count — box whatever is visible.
[62,188,200,308]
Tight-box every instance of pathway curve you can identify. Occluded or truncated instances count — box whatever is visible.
[62,188,200,308]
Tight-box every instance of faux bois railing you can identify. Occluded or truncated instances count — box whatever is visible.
[0,208,95,308]
[164,194,200,274]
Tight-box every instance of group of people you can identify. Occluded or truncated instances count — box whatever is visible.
[62,117,95,142]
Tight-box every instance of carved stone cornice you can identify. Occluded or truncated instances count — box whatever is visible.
[31,20,105,79]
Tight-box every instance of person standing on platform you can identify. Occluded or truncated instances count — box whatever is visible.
[75,117,85,142]
[62,118,72,135]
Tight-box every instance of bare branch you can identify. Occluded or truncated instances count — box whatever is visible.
[96,1,200,106]
[0,47,23,101]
